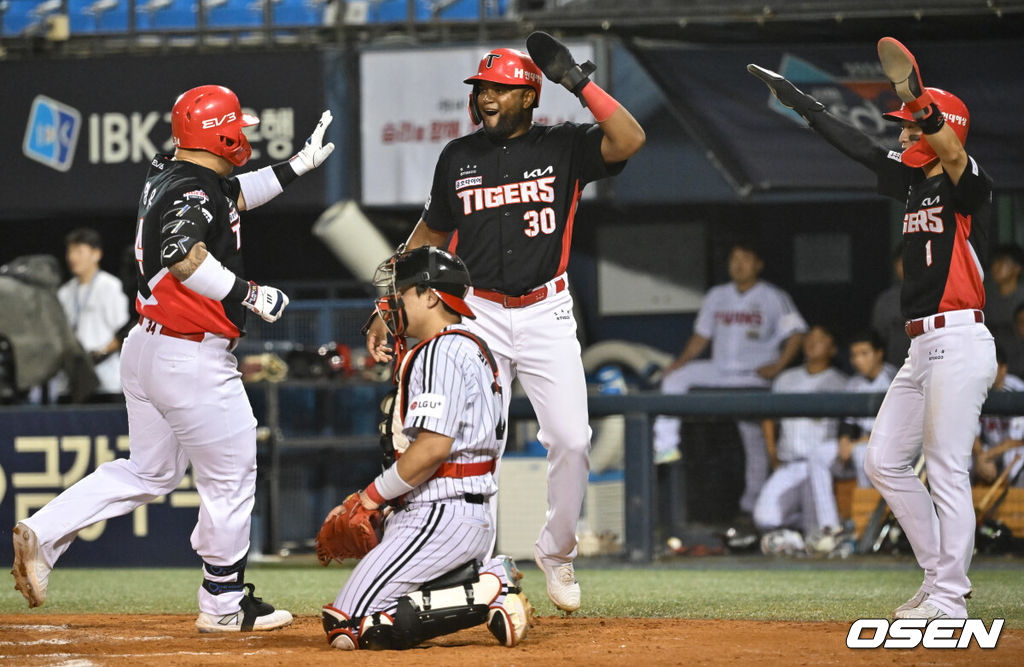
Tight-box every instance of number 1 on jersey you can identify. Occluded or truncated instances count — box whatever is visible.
[925,239,933,267]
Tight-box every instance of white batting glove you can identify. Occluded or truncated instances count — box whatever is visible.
[243,281,290,323]
[289,110,335,176]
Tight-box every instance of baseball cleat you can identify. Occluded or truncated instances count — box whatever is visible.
[654,448,682,466]
[894,601,949,621]
[488,591,533,647]
[877,37,926,104]
[196,583,293,632]
[534,548,581,613]
[11,522,50,608]
[893,586,930,618]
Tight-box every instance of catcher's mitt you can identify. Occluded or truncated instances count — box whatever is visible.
[315,492,383,565]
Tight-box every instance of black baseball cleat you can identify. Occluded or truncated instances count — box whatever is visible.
[195,583,293,632]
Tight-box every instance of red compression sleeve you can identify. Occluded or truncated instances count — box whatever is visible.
[580,81,621,123]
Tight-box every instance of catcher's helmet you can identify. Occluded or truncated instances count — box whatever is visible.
[392,246,475,318]
[171,85,259,167]
[464,48,542,123]
[882,87,969,168]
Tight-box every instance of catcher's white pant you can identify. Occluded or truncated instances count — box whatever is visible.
[465,283,590,564]
[865,317,996,618]
[21,324,257,615]
[654,360,770,513]
[753,441,840,536]
[333,501,512,623]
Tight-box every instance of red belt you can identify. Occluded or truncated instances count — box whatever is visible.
[431,459,496,479]
[905,309,983,338]
[138,316,205,343]
[473,277,567,308]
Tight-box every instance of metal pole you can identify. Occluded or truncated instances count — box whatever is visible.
[624,412,654,562]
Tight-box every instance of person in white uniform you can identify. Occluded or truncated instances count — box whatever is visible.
[56,228,129,400]
[754,325,847,550]
[323,246,530,650]
[653,242,808,516]
[12,85,335,632]
[973,347,1024,487]
[828,331,897,488]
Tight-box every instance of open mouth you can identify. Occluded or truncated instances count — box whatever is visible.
[483,107,499,118]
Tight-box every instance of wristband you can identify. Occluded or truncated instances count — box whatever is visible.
[181,252,240,300]
[364,483,386,506]
[916,103,945,135]
[580,81,621,123]
[371,463,415,502]
[235,166,284,210]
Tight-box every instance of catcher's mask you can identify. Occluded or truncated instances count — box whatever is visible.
[369,245,475,338]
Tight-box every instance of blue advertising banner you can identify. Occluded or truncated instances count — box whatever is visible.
[0,406,202,566]
[631,39,1024,194]
[0,51,333,219]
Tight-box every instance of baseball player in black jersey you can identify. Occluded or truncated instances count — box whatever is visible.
[12,85,334,632]
[749,38,996,620]
[366,33,644,612]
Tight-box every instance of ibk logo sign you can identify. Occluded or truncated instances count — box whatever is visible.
[847,618,1003,649]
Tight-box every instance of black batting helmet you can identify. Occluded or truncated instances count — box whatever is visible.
[377,246,475,319]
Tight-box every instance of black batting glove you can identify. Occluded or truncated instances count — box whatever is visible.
[527,31,597,105]
[747,64,825,121]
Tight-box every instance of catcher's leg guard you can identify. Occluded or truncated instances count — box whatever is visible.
[390,560,499,648]
[358,612,398,650]
[322,605,357,650]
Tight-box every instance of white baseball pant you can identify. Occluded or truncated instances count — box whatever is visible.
[753,441,840,535]
[865,317,996,618]
[465,283,590,565]
[21,323,258,615]
[654,360,770,513]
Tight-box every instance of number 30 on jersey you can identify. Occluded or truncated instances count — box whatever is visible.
[523,207,556,237]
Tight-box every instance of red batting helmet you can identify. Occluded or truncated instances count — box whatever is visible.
[171,85,259,167]
[464,48,542,123]
[882,87,969,168]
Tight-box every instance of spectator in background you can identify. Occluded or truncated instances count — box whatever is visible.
[827,330,897,488]
[973,346,1024,486]
[57,228,129,400]
[653,242,807,518]
[983,243,1024,354]
[870,243,910,367]
[1006,303,1024,380]
[754,325,848,553]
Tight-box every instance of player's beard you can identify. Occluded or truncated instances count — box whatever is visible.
[482,106,530,141]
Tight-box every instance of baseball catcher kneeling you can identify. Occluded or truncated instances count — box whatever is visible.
[315,246,531,649]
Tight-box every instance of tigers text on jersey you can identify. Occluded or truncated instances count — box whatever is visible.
[422,122,624,296]
[401,324,503,504]
[876,152,993,319]
[772,366,848,462]
[694,280,808,374]
[134,154,247,337]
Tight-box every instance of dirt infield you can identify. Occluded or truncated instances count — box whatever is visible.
[2,614,1022,665]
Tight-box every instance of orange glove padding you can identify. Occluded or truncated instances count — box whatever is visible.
[315,492,383,565]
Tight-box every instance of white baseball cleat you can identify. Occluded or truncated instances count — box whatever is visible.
[894,601,949,621]
[534,548,581,613]
[893,586,930,617]
[11,522,50,608]
[488,591,533,647]
[196,584,293,632]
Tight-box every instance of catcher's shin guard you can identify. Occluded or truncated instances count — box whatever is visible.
[322,605,357,650]
[390,561,500,648]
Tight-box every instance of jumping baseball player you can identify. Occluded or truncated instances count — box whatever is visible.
[322,246,530,650]
[653,242,807,518]
[11,85,335,632]
[750,37,996,619]
[830,331,897,488]
[365,33,645,612]
[754,325,847,551]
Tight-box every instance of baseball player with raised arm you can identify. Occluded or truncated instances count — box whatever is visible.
[12,85,335,632]
[322,246,531,650]
[653,242,807,518]
[365,33,645,612]
[750,37,995,619]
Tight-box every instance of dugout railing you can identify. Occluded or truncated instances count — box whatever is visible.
[507,390,1024,563]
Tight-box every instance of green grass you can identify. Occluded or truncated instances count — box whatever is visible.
[3,560,1023,627]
